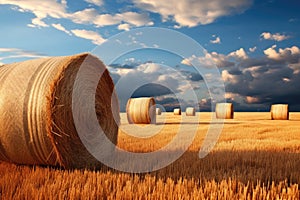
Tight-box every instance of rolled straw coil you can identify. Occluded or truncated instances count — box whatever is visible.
[173,108,181,115]
[271,104,289,120]
[126,97,156,124]
[0,53,119,169]
[186,107,196,116]
[215,103,234,119]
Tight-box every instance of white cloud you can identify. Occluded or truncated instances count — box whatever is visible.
[51,23,71,35]
[173,25,181,29]
[181,57,192,66]
[0,48,20,53]
[264,45,300,60]
[288,63,300,74]
[71,29,106,45]
[133,0,252,27]
[1,1,153,30]
[71,8,99,24]
[181,47,250,69]
[140,63,164,74]
[263,45,278,59]
[181,54,216,68]
[222,70,238,84]
[118,23,131,31]
[246,96,260,103]
[95,12,153,27]
[181,51,235,68]
[260,32,290,41]
[228,48,248,59]
[31,17,49,27]
[0,0,69,27]
[0,48,46,63]
[94,13,121,26]
[120,12,154,27]
[84,0,103,7]
[210,36,221,44]
[71,9,153,28]
[242,66,261,78]
[61,0,67,6]
[249,46,257,52]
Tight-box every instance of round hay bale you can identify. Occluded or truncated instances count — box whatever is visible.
[271,104,289,120]
[0,53,119,169]
[126,97,156,124]
[186,107,195,116]
[173,108,181,115]
[215,103,234,119]
[156,108,162,115]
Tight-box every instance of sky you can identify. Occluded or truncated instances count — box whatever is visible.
[0,0,300,111]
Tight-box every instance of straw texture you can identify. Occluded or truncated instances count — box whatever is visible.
[0,53,119,169]
[216,103,234,119]
[126,97,156,124]
[271,104,289,120]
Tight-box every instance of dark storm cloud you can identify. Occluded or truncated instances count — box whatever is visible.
[155,97,180,111]
[227,68,243,76]
[180,70,204,82]
[131,83,173,98]
[109,63,138,69]
[219,46,300,111]
[108,45,300,112]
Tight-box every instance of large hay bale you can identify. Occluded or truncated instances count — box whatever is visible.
[186,107,195,116]
[215,103,234,119]
[156,108,162,115]
[126,97,156,124]
[0,53,119,169]
[271,104,289,120]
[173,108,181,115]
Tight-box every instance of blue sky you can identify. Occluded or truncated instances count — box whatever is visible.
[0,0,300,111]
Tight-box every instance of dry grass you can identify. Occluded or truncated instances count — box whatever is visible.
[0,112,300,199]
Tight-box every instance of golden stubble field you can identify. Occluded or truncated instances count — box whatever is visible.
[0,112,299,199]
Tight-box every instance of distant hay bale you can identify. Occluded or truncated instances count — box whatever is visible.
[126,97,156,124]
[215,103,234,119]
[156,108,162,115]
[173,108,181,115]
[186,107,195,116]
[271,104,289,120]
[0,54,119,169]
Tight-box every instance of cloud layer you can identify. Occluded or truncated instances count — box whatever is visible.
[133,0,253,27]
[196,45,300,110]
[0,48,46,63]
[261,32,290,41]
[71,29,105,45]
[0,0,154,45]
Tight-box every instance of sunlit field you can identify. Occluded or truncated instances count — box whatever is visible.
[0,112,299,199]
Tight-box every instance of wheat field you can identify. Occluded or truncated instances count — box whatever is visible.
[0,112,299,199]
